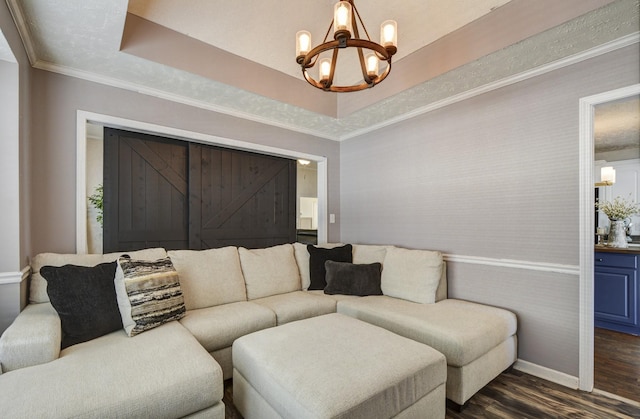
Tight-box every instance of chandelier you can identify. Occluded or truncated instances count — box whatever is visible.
[295,0,397,93]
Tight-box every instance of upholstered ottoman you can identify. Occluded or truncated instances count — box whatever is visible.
[233,313,446,419]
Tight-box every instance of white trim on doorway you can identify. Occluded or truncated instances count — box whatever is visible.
[578,84,640,392]
[75,110,329,254]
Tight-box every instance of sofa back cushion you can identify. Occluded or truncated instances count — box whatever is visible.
[239,244,301,300]
[168,247,247,310]
[352,244,392,265]
[381,247,443,304]
[30,248,168,304]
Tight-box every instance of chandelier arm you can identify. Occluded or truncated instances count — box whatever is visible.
[301,39,389,69]
[356,46,372,85]
[322,19,333,44]
[324,47,339,90]
[302,60,391,92]
[301,40,340,68]
[350,2,372,41]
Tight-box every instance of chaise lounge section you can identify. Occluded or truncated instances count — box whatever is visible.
[0,242,517,417]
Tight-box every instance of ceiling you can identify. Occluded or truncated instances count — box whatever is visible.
[4,0,639,140]
[126,0,512,83]
[594,96,640,154]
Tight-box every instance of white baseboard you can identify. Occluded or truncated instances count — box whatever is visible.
[513,359,579,390]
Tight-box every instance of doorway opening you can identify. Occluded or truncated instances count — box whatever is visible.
[578,84,640,396]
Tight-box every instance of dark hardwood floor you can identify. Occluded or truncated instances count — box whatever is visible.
[594,327,640,403]
[223,369,640,418]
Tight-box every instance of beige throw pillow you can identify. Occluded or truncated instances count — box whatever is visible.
[381,247,443,304]
[239,244,301,300]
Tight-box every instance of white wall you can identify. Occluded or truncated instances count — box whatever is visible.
[340,45,640,376]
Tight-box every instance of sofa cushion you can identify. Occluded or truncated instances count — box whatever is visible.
[239,244,301,300]
[40,262,122,349]
[307,244,353,290]
[293,242,344,290]
[251,291,337,325]
[30,248,168,304]
[168,247,246,310]
[337,297,517,367]
[115,256,186,336]
[0,321,223,418]
[179,301,276,352]
[324,261,383,296]
[381,247,443,304]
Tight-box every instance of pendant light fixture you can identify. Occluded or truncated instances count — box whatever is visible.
[295,0,397,92]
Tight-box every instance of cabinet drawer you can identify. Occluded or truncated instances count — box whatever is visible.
[595,252,638,269]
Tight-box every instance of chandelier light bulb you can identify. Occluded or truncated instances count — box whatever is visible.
[319,58,332,81]
[296,31,311,57]
[366,54,379,77]
[333,2,353,39]
[380,20,397,52]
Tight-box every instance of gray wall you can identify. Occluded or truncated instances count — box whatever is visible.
[340,45,640,376]
[28,70,341,256]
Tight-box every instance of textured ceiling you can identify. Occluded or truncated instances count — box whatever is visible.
[5,0,640,140]
[595,96,640,153]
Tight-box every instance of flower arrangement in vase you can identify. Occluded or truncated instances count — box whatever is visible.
[596,195,640,248]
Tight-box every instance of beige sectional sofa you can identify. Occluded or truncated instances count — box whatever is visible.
[0,242,517,417]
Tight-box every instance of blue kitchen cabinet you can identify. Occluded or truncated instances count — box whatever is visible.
[594,251,639,335]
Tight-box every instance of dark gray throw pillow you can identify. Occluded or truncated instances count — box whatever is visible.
[324,260,383,296]
[307,244,353,290]
[41,261,123,349]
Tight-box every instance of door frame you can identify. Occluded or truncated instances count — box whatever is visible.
[578,83,640,392]
[76,110,329,254]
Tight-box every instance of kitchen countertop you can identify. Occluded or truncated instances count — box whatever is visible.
[594,245,640,255]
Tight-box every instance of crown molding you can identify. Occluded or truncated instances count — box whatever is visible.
[5,0,37,66]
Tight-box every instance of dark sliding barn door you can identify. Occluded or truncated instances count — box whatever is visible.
[103,129,189,252]
[189,144,297,249]
[103,128,296,253]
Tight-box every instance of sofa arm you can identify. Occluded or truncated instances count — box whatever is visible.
[0,303,61,372]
